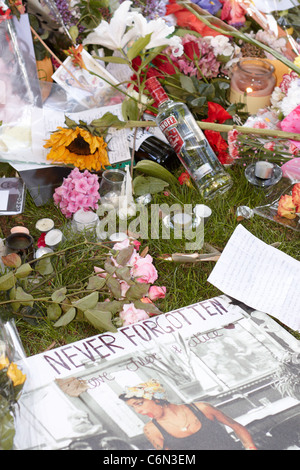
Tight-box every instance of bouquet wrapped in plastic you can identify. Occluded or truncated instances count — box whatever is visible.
[0,319,27,450]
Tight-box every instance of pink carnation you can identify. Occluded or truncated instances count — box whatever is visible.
[119,303,149,325]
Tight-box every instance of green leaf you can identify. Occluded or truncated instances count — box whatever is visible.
[15,263,33,279]
[96,300,124,314]
[36,257,54,275]
[64,116,78,129]
[134,300,162,315]
[91,112,127,130]
[127,33,152,61]
[133,175,169,196]
[0,272,16,291]
[15,287,34,307]
[84,309,117,332]
[180,75,197,94]
[86,276,106,290]
[54,307,76,327]
[125,283,150,301]
[8,286,20,312]
[72,291,99,311]
[106,276,122,299]
[94,55,129,64]
[122,98,139,121]
[51,287,67,303]
[47,303,62,321]
[115,266,133,284]
[69,25,79,42]
[115,246,134,266]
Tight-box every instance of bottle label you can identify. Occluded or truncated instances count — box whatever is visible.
[159,115,184,154]
[127,128,150,150]
[194,163,213,180]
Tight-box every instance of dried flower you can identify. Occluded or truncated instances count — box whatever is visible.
[277,194,297,219]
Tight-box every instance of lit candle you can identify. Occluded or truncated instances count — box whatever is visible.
[254,161,274,179]
[73,209,99,232]
[10,226,30,235]
[45,229,64,249]
[35,218,55,233]
[230,58,276,114]
[173,213,192,227]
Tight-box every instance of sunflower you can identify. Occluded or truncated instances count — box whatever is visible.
[44,126,110,172]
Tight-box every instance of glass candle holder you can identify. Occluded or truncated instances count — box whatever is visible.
[230,58,276,114]
[5,233,34,259]
[99,169,126,209]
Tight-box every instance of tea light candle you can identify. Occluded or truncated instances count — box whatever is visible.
[193,204,212,220]
[10,226,30,235]
[45,229,64,249]
[109,232,128,242]
[173,213,192,227]
[73,209,99,232]
[230,58,276,114]
[255,161,274,179]
[35,218,55,233]
[35,246,54,259]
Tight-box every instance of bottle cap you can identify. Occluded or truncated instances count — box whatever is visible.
[145,77,169,106]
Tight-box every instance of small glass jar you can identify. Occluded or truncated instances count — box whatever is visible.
[99,169,125,209]
[230,58,276,114]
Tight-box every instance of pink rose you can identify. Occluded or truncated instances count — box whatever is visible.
[148,286,166,301]
[280,105,300,134]
[120,303,149,325]
[131,255,158,284]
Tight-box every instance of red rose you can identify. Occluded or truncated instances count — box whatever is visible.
[292,183,300,208]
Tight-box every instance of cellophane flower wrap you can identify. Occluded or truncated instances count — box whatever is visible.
[0,319,27,450]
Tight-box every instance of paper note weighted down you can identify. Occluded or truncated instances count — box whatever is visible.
[208,224,300,332]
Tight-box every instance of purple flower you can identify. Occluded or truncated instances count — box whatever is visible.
[191,0,222,15]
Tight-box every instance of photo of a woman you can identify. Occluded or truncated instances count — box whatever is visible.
[119,379,257,450]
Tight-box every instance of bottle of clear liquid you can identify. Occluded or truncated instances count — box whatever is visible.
[146,77,233,199]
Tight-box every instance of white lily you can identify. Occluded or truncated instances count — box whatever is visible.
[130,14,177,50]
[83,1,138,50]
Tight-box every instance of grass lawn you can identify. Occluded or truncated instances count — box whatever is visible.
[0,161,299,356]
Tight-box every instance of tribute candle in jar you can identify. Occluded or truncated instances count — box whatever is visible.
[45,229,64,250]
[230,58,276,114]
[5,233,34,258]
[73,209,99,232]
[35,218,54,233]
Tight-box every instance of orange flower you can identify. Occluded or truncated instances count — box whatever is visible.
[65,44,87,70]
[292,183,300,210]
[277,194,297,219]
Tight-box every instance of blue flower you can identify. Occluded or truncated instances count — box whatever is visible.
[191,0,222,16]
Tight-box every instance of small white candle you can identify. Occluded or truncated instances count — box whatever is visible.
[35,247,54,259]
[45,229,64,248]
[35,218,55,232]
[109,232,128,242]
[255,161,274,179]
[193,204,212,219]
[10,226,30,235]
[173,213,192,227]
[73,209,99,232]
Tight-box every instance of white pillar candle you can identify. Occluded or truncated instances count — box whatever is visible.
[45,229,64,249]
[255,161,274,179]
[173,213,192,227]
[73,209,99,232]
[35,218,55,232]
[109,232,128,242]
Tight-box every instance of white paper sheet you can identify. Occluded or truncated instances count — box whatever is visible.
[208,224,300,332]
[252,0,297,13]
[0,190,9,210]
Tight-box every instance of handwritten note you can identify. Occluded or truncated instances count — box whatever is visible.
[208,224,300,332]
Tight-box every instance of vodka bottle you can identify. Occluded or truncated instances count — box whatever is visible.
[127,127,180,170]
[146,77,233,199]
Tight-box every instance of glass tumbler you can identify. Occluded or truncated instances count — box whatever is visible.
[99,169,126,209]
